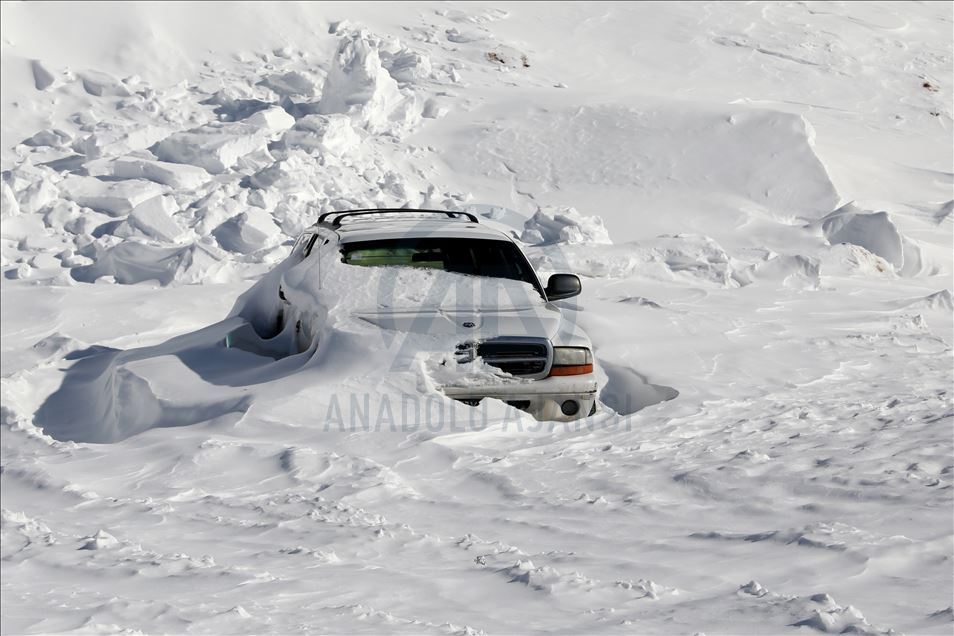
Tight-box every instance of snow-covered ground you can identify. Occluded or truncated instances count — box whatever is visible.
[1,2,952,633]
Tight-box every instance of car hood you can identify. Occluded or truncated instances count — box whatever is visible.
[351,303,563,340]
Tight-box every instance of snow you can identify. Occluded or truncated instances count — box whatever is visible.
[58,175,165,217]
[1,1,952,634]
[105,157,213,190]
[153,121,274,174]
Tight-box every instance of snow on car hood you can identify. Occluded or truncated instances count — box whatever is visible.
[350,304,560,339]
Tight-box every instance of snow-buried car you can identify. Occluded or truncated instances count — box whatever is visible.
[230,209,598,421]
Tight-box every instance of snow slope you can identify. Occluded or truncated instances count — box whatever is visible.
[2,2,952,634]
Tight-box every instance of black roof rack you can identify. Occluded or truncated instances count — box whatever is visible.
[316,208,480,229]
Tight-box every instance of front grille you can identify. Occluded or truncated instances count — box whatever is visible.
[456,338,551,378]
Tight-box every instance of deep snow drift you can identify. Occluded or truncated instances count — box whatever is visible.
[2,2,952,634]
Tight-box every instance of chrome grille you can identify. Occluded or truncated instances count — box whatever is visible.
[456,337,552,378]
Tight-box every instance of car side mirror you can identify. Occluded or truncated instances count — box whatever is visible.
[545,274,581,301]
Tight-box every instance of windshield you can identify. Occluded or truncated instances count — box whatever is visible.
[340,237,544,296]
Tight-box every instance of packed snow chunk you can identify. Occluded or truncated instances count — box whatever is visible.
[59,176,165,216]
[109,157,212,190]
[79,70,132,97]
[521,206,612,246]
[248,152,319,195]
[73,125,169,159]
[213,209,281,254]
[818,244,895,278]
[243,106,296,133]
[382,47,433,84]
[912,290,954,311]
[279,114,361,156]
[791,603,882,634]
[821,203,903,267]
[818,202,924,276]
[317,30,419,134]
[14,179,59,215]
[153,122,273,174]
[30,59,56,90]
[897,235,926,277]
[258,71,317,98]
[0,214,45,242]
[1,182,19,216]
[738,580,769,597]
[649,234,736,286]
[79,530,119,551]
[22,128,72,148]
[738,254,820,289]
[116,196,187,243]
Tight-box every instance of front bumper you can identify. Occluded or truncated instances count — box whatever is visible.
[441,374,598,421]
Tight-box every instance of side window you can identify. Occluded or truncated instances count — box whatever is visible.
[302,234,320,258]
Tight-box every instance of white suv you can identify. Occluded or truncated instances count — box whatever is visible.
[257,209,598,421]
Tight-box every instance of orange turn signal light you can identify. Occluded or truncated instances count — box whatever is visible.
[548,363,594,377]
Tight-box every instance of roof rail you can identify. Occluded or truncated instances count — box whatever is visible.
[316,208,480,228]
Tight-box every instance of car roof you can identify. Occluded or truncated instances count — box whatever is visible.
[332,218,515,244]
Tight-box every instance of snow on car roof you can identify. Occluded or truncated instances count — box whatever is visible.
[334,218,513,243]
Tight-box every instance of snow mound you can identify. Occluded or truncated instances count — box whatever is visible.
[448,104,840,227]
[258,70,318,98]
[213,209,282,254]
[79,529,119,550]
[22,128,72,148]
[317,30,422,135]
[818,244,896,278]
[78,70,132,97]
[96,156,212,190]
[2,21,458,286]
[73,124,170,160]
[114,195,187,243]
[153,121,272,174]
[818,202,924,276]
[895,289,954,311]
[527,234,738,286]
[59,176,165,217]
[737,253,820,289]
[277,114,362,157]
[71,240,227,285]
[521,206,611,246]
[33,320,254,443]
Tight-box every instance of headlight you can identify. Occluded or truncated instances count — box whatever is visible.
[549,347,593,376]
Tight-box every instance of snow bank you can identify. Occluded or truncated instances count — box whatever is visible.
[212,209,281,254]
[114,195,187,243]
[152,122,273,174]
[317,30,422,135]
[59,176,165,217]
[32,318,253,443]
[277,114,362,157]
[71,240,227,285]
[73,125,170,159]
[527,234,738,287]
[818,202,924,277]
[521,206,611,246]
[105,157,212,190]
